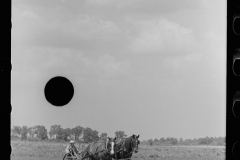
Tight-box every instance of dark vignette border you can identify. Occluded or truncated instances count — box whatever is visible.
[0,0,11,159]
[4,0,240,159]
[227,0,240,159]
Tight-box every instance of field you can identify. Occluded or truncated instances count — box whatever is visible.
[11,140,225,160]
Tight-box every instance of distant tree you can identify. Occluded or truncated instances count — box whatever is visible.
[114,131,127,140]
[141,140,147,145]
[215,136,225,145]
[147,139,154,146]
[27,127,36,138]
[159,138,166,143]
[199,138,206,145]
[100,133,107,140]
[20,126,28,140]
[182,139,191,145]
[192,138,198,145]
[166,137,173,142]
[59,128,72,141]
[49,125,62,139]
[33,125,48,140]
[207,138,213,145]
[170,138,178,145]
[11,126,22,138]
[71,126,85,141]
[154,138,159,143]
[179,138,183,145]
[83,127,99,143]
[199,137,213,145]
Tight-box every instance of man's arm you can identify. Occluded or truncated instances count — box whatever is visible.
[73,146,80,154]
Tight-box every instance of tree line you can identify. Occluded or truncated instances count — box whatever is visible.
[142,136,225,146]
[11,125,225,146]
[11,125,127,143]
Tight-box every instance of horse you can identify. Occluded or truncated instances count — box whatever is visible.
[113,134,140,160]
[81,137,117,160]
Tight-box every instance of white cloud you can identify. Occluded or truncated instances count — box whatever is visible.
[130,18,196,54]
[203,31,220,41]
[80,54,131,89]
[13,8,124,50]
[81,57,94,67]
[96,54,130,78]
[162,53,202,70]
[63,16,122,38]
[12,44,130,81]
[12,47,86,76]
[86,0,202,16]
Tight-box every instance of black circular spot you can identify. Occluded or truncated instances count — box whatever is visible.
[44,76,74,107]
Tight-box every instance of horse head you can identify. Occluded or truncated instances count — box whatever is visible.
[131,134,140,153]
[106,137,117,155]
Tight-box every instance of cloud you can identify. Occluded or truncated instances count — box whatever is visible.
[86,0,202,16]
[79,54,131,90]
[12,3,125,52]
[64,16,122,38]
[130,18,196,54]
[202,31,224,44]
[81,57,94,67]
[162,53,202,71]
[13,1,205,56]
[12,44,130,82]
[81,54,130,79]
[97,54,130,77]
[12,47,85,75]
[14,0,203,15]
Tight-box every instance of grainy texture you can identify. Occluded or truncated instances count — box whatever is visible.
[11,140,225,160]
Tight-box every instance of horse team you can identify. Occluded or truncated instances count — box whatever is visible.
[65,134,140,160]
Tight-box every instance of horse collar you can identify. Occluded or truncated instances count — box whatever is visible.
[126,137,133,152]
[130,137,134,150]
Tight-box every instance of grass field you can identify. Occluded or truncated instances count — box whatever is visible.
[11,140,225,160]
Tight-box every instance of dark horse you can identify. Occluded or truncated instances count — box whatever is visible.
[113,134,140,160]
[81,137,117,160]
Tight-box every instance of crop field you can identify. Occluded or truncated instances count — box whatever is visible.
[11,140,225,160]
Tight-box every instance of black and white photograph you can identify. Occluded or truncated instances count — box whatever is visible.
[11,0,226,159]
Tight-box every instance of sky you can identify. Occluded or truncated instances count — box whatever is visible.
[12,0,226,141]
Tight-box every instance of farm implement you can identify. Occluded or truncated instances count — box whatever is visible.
[62,149,108,160]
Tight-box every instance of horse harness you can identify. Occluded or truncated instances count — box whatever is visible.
[114,137,136,160]
[81,141,112,159]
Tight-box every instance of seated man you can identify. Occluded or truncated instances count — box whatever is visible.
[65,140,81,158]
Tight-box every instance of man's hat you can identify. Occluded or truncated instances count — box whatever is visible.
[70,140,75,144]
